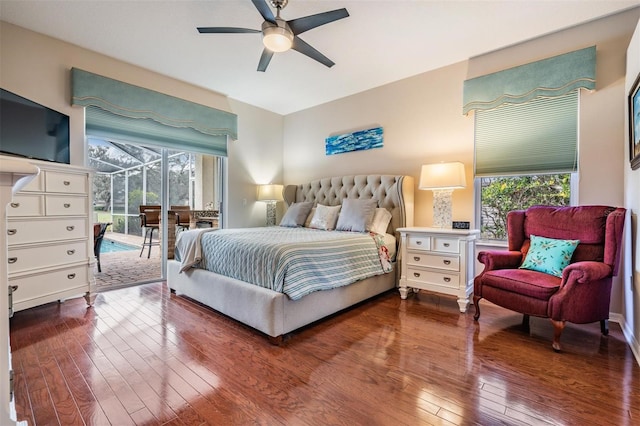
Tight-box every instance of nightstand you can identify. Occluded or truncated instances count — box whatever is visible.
[397,227,480,312]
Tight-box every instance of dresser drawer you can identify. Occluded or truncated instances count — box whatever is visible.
[9,265,89,310]
[45,171,88,194]
[7,218,88,245]
[406,252,459,271]
[407,235,431,250]
[8,241,88,274]
[45,195,87,216]
[432,237,459,254]
[406,266,460,290]
[7,195,45,217]
[19,172,44,192]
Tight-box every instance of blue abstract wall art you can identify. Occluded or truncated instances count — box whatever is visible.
[325,126,383,156]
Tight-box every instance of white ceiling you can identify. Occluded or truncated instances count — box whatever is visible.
[1,0,638,115]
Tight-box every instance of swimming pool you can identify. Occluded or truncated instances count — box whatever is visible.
[101,239,138,253]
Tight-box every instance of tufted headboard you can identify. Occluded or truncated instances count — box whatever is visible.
[283,175,414,236]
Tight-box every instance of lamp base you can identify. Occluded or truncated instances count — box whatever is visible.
[266,201,277,226]
[432,189,453,228]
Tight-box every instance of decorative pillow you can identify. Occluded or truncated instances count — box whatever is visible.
[519,235,580,277]
[336,199,378,232]
[304,207,316,227]
[309,204,342,230]
[369,208,392,234]
[279,202,313,227]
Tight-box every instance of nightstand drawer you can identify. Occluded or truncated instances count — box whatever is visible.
[406,266,459,290]
[407,235,431,250]
[432,237,459,253]
[406,252,459,271]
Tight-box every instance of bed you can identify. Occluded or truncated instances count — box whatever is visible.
[167,174,414,342]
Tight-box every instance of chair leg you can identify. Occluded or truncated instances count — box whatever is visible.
[97,256,102,273]
[140,228,148,257]
[550,319,566,352]
[522,314,530,332]
[600,319,609,336]
[147,228,154,259]
[473,295,481,321]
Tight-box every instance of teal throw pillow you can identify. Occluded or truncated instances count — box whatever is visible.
[519,235,579,278]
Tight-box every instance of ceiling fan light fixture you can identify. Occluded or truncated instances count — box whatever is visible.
[262,23,293,52]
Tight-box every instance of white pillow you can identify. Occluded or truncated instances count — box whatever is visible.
[336,199,378,232]
[309,204,342,230]
[369,208,392,234]
[280,202,313,227]
[304,207,316,227]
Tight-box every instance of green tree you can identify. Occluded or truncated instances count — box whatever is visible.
[481,174,570,240]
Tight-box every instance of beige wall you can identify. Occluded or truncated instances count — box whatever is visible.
[623,18,640,363]
[283,60,475,227]
[0,21,284,230]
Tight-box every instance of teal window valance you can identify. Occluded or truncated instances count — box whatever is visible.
[71,68,237,156]
[463,46,595,115]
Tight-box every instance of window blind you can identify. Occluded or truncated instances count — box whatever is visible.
[474,90,578,176]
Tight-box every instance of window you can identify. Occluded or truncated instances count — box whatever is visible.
[478,174,572,240]
[474,91,579,241]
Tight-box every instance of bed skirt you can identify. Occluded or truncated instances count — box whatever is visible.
[167,259,397,339]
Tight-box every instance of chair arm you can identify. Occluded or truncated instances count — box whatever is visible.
[477,250,522,271]
[139,213,147,226]
[561,261,612,284]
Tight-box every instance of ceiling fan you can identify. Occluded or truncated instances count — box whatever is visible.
[197,0,349,72]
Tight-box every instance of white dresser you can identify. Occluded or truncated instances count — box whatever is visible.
[4,157,95,313]
[1,159,40,425]
[397,227,479,312]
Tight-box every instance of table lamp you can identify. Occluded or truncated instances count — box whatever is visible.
[419,162,466,228]
[257,184,284,226]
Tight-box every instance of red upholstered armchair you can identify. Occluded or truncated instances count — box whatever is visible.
[473,205,626,351]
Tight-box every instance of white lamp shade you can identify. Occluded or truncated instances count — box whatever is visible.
[257,184,284,202]
[419,162,467,190]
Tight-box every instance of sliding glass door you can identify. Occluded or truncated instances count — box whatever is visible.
[88,137,222,289]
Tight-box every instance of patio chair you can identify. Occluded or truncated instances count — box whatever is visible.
[139,205,161,258]
[93,222,111,272]
[171,205,191,233]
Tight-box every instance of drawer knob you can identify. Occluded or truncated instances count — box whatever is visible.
[67,249,76,255]
[413,256,420,261]
[8,257,17,264]
[416,241,422,245]
[63,180,71,186]
[64,203,71,208]
[443,243,450,247]
[67,273,76,280]
[7,229,17,236]
[443,277,451,283]
[443,260,451,265]
[10,202,19,208]
[413,272,421,278]
[66,225,75,231]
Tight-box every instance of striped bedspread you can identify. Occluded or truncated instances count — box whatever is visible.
[176,226,391,300]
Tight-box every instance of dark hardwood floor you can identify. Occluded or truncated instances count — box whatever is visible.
[9,282,640,425]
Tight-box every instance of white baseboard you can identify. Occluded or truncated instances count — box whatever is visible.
[610,312,640,367]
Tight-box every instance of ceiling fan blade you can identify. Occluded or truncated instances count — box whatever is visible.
[198,27,260,34]
[288,8,349,35]
[291,36,334,68]
[257,48,274,72]
[251,0,276,23]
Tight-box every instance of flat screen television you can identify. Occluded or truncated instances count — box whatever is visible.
[0,88,70,164]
